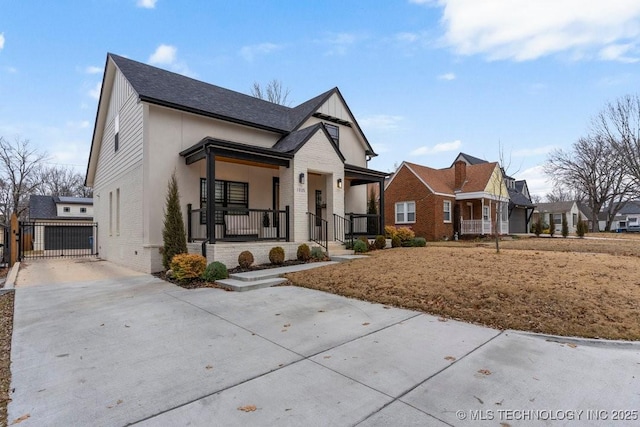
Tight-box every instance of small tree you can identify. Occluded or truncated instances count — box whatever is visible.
[561,212,569,238]
[549,214,556,237]
[367,186,377,235]
[576,214,586,238]
[534,214,542,237]
[162,172,187,270]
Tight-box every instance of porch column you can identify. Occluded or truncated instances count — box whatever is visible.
[206,146,216,244]
[378,177,385,235]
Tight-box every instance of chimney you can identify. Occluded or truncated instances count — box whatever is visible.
[454,161,466,190]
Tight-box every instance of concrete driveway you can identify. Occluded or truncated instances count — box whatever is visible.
[8,259,640,426]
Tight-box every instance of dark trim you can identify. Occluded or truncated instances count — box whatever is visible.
[345,163,389,184]
[181,138,292,167]
[206,148,216,243]
[312,112,352,127]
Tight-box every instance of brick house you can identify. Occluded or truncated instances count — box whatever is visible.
[384,160,509,240]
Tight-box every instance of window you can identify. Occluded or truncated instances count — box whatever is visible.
[109,192,113,236]
[443,200,451,222]
[114,114,120,152]
[501,202,508,221]
[572,213,577,227]
[200,178,249,224]
[63,207,70,213]
[553,214,562,225]
[395,201,415,223]
[80,207,87,213]
[324,123,339,147]
[483,206,489,221]
[116,188,120,235]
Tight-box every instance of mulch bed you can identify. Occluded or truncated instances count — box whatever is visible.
[154,258,329,290]
[0,291,14,427]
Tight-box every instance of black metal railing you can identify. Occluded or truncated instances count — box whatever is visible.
[348,213,381,237]
[18,221,98,260]
[333,214,353,246]
[187,205,290,243]
[308,212,328,251]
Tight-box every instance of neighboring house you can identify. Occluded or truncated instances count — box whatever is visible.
[533,201,588,234]
[85,53,387,273]
[27,195,94,252]
[452,152,535,234]
[598,200,640,232]
[384,160,509,241]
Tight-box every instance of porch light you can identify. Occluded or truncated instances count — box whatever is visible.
[299,172,305,184]
[337,178,343,188]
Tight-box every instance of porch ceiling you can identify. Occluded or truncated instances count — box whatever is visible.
[180,137,292,167]
[345,163,389,186]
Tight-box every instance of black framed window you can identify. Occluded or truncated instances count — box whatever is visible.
[200,178,249,224]
[325,123,339,147]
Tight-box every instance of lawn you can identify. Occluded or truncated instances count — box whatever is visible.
[0,291,13,426]
[285,236,640,340]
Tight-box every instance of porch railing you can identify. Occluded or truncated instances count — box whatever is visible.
[348,213,381,237]
[308,212,328,252]
[187,205,290,243]
[460,219,509,235]
[333,214,353,246]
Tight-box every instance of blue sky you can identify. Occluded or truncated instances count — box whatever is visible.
[1,0,639,198]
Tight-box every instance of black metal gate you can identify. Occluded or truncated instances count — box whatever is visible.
[19,221,98,260]
[0,223,8,267]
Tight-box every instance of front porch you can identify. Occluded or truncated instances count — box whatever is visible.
[457,198,509,236]
[460,219,509,235]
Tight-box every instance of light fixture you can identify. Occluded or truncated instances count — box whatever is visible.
[299,172,305,184]
[337,178,343,189]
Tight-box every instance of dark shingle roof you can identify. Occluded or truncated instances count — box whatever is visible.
[54,196,93,205]
[272,123,345,161]
[508,188,535,207]
[109,54,336,134]
[29,195,57,220]
[535,201,576,213]
[452,152,487,166]
[616,200,640,215]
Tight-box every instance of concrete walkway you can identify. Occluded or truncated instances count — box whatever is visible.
[8,260,640,426]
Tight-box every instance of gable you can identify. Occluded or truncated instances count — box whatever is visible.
[294,126,345,167]
[483,164,509,198]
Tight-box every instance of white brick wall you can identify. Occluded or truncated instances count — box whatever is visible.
[187,242,314,268]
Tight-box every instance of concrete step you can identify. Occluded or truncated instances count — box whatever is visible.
[330,255,369,262]
[215,277,288,292]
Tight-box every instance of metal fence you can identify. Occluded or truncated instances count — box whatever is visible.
[19,221,98,260]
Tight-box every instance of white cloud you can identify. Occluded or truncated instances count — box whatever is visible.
[518,165,552,198]
[512,145,557,157]
[88,82,101,100]
[416,0,640,62]
[319,32,363,56]
[359,114,404,131]
[438,72,456,81]
[0,33,4,50]
[410,139,461,156]
[85,66,103,74]
[148,44,195,77]
[149,44,177,65]
[137,0,157,9]
[239,42,282,62]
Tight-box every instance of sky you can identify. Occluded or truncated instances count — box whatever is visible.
[1,0,639,199]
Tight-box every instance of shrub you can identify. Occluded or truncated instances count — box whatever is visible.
[297,243,311,261]
[576,214,586,238]
[409,237,426,247]
[395,227,415,243]
[238,250,254,269]
[391,235,401,248]
[534,215,542,237]
[269,246,285,265]
[384,225,397,239]
[358,236,372,250]
[202,261,228,281]
[162,172,187,270]
[170,253,206,281]
[561,213,569,238]
[548,216,556,237]
[310,246,325,260]
[353,240,368,253]
[374,235,386,250]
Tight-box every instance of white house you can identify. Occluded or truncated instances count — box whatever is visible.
[85,53,387,273]
[533,201,589,234]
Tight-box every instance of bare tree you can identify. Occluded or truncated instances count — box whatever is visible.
[545,135,631,232]
[250,79,291,106]
[545,185,584,203]
[592,94,640,185]
[35,165,92,197]
[0,136,48,220]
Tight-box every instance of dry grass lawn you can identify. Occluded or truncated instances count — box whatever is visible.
[286,236,640,340]
[0,292,14,427]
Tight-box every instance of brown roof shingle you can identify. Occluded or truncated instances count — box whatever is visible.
[403,161,498,195]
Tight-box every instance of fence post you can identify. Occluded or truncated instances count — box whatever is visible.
[187,204,192,243]
[285,205,290,242]
[10,213,18,266]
